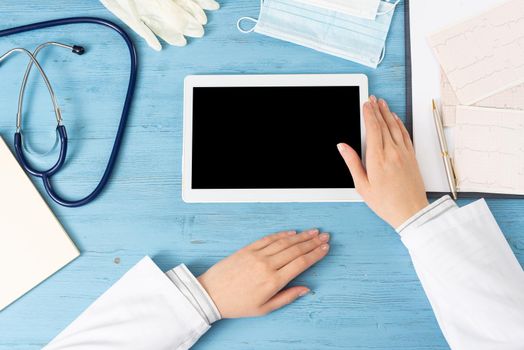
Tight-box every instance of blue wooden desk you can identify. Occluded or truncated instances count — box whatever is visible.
[0,1,523,349]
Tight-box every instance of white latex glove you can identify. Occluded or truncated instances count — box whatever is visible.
[100,0,220,50]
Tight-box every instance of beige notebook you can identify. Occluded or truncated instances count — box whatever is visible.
[0,136,79,311]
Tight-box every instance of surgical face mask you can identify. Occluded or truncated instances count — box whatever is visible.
[237,0,399,69]
[293,0,381,20]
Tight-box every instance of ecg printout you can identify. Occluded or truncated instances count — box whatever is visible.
[429,0,524,105]
[409,0,506,193]
[454,106,524,195]
[441,70,524,126]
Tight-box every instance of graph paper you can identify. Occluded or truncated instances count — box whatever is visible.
[454,106,524,195]
[429,0,524,105]
[440,70,524,126]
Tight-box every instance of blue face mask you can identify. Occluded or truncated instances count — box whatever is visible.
[237,0,398,68]
[293,0,382,20]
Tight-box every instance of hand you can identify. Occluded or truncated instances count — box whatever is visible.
[338,96,429,228]
[100,0,220,51]
[197,229,330,318]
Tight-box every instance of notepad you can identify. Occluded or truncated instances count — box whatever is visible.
[0,137,79,311]
[454,106,524,195]
[428,0,524,105]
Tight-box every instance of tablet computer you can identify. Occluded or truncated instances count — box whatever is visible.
[182,74,368,203]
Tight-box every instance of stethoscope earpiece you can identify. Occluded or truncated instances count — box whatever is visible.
[72,45,85,55]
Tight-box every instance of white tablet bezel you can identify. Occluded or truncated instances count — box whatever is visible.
[182,74,368,203]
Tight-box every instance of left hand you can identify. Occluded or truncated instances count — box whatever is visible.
[197,229,330,318]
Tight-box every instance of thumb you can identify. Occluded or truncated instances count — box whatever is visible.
[259,287,310,315]
[337,143,369,193]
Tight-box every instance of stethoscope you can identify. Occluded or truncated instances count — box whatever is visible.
[0,18,138,207]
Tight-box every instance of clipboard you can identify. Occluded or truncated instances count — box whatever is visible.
[403,0,524,199]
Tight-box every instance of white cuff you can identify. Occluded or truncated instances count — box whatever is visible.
[396,196,457,237]
[166,264,222,324]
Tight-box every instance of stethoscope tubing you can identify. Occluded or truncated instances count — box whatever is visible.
[0,17,138,207]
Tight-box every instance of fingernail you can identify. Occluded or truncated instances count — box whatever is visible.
[337,143,345,152]
[393,113,400,120]
[299,289,310,297]
[287,231,297,236]
[319,233,330,242]
[308,229,319,235]
[380,99,387,107]
[321,244,330,251]
[370,95,377,102]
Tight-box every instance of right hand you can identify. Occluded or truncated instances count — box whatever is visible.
[100,0,220,51]
[337,96,429,228]
[197,229,330,319]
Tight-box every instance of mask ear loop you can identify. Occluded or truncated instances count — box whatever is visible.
[377,0,400,16]
[237,0,263,33]
[378,44,386,65]
[237,17,258,33]
[376,0,398,65]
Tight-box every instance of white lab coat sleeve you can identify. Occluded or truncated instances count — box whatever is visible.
[398,196,524,350]
[44,256,219,350]
[166,264,221,324]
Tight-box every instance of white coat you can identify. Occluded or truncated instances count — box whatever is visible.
[44,197,524,350]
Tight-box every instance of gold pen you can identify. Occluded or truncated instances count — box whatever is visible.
[432,99,458,200]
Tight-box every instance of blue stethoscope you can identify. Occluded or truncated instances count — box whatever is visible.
[0,17,137,207]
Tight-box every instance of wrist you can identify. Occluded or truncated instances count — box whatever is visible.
[166,265,221,324]
[390,198,430,228]
[196,273,219,314]
[396,196,457,235]
[196,274,208,294]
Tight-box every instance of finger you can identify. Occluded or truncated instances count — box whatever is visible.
[140,9,188,46]
[174,0,208,25]
[271,233,330,269]
[393,113,415,153]
[100,0,162,51]
[258,286,310,316]
[261,229,319,256]
[363,102,383,151]
[337,143,370,194]
[152,1,205,38]
[378,99,404,147]
[370,96,393,147]
[247,230,297,251]
[181,22,205,38]
[149,25,188,46]
[279,244,330,282]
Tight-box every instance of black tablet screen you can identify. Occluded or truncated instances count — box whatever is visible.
[192,86,361,189]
